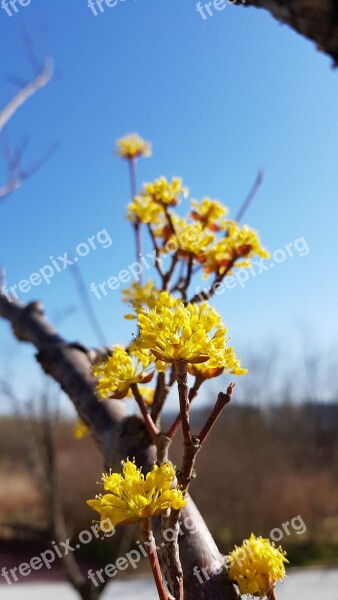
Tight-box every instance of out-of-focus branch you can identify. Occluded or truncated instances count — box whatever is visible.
[0,294,126,464]
[0,57,53,132]
[0,54,57,202]
[238,0,338,67]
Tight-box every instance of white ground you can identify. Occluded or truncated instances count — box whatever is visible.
[2,569,338,599]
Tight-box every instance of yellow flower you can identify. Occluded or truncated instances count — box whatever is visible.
[138,386,155,406]
[165,218,215,259]
[116,133,152,160]
[135,300,241,368]
[74,418,89,440]
[92,346,154,399]
[202,223,269,277]
[191,198,229,231]
[87,460,186,530]
[127,194,164,225]
[122,283,179,317]
[188,356,247,380]
[143,176,188,207]
[228,533,288,597]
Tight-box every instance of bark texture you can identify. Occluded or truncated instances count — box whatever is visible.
[241,0,338,66]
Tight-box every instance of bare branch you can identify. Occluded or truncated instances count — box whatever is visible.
[0,57,53,132]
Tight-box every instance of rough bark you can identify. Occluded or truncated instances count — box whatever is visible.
[240,0,338,66]
[0,294,239,600]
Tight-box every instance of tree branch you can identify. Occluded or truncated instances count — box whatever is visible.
[0,293,239,600]
[0,57,53,132]
[239,0,338,66]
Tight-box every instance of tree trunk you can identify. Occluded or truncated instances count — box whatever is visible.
[239,0,338,66]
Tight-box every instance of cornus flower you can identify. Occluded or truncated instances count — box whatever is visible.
[228,533,288,597]
[202,223,270,277]
[87,460,186,530]
[138,386,155,406]
[116,133,152,160]
[127,194,163,225]
[166,218,215,259]
[135,300,241,367]
[123,284,180,318]
[92,346,154,399]
[143,176,188,207]
[191,197,229,231]
[74,418,89,440]
[188,355,247,381]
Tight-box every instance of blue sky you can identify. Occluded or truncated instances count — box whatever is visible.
[0,0,337,410]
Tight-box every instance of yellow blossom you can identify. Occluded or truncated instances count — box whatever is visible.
[228,533,288,597]
[92,346,154,399]
[143,176,188,207]
[191,198,229,231]
[135,300,241,368]
[202,223,269,277]
[127,194,164,225]
[138,386,155,406]
[74,418,89,440]
[116,133,152,160]
[87,460,186,531]
[122,283,179,317]
[165,218,215,259]
[188,356,247,380]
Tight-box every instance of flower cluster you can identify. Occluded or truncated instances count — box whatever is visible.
[201,223,270,277]
[228,533,288,597]
[123,284,179,318]
[143,176,188,207]
[167,218,215,259]
[134,299,244,370]
[87,460,186,530]
[116,133,152,160]
[127,193,163,225]
[92,346,154,399]
[191,197,229,231]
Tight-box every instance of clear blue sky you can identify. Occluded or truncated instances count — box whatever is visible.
[0,0,337,409]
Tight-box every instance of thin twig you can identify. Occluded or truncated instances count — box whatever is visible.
[140,518,169,600]
[131,383,159,438]
[235,169,265,223]
[128,158,143,269]
[198,383,234,444]
[0,57,53,132]
[175,360,192,445]
[167,378,202,440]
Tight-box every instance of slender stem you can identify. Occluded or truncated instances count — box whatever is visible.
[140,518,169,600]
[131,383,159,438]
[174,360,192,445]
[167,378,202,440]
[147,224,165,280]
[198,383,234,445]
[128,158,143,271]
[235,169,264,223]
[267,587,277,600]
